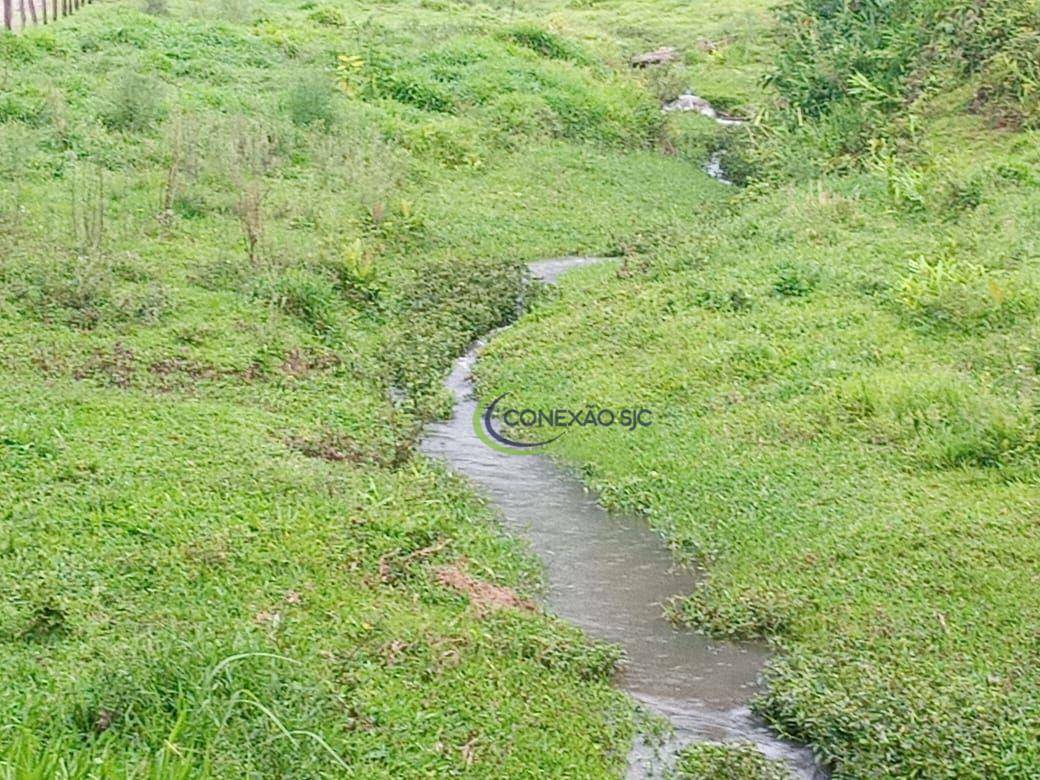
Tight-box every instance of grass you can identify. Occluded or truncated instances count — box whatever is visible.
[0,0,745,774]
[675,742,792,780]
[5,0,1037,775]
[477,115,1040,776]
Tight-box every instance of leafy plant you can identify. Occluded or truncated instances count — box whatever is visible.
[308,5,346,26]
[100,71,167,132]
[896,254,1039,331]
[257,268,339,335]
[283,72,339,129]
[772,262,819,298]
[676,742,792,780]
[330,239,381,304]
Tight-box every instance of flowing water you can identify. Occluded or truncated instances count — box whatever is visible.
[704,151,732,185]
[419,257,823,778]
[659,93,741,184]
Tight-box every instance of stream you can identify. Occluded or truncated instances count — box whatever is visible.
[419,257,824,778]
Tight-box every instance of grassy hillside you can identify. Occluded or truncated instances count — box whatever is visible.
[0,0,751,775]
[478,2,1040,777]
[5,0,1037,776]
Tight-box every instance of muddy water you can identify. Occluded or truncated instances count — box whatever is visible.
[419,257,822,778]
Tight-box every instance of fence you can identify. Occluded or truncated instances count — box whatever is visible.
[3,0,90,32]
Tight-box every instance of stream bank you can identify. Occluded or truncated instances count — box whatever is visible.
[419,257,823,779]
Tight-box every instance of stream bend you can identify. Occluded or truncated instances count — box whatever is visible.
[419,256,824,779]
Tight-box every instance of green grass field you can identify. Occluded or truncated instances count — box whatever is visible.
[478,23,1040,780]
[3,0,1039,776]
[0,0,749,775]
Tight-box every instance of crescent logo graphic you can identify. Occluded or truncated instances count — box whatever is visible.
[473,395,654,456]
[474,393,566,455]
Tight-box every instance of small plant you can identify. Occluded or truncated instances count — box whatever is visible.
[309,5,346,26]
[833,369,1038,470]
[502,24,589,63]
[940,175,985,217]
[772,262,819,298]
[235,181,264,263]
[0,87,48,125]
[100,72,167,133]
[485,92,561,142]
[331,239,380,304]
[283,72,339,130]
[69,161,106,256]
[258,269,338,336]
[974,27,1040,129]
[219,0,254,24]
[335,54,364,96]
[159,113,191,223]
[869,148,927,211]
[401,119,484,169]
[637,62,690,103]
[896,254,1038,330]
[368,199,426,244]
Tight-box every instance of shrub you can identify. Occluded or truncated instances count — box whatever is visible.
[501,24,590,64]
[344,36,660,150]
[832,369,1038,469]
[304,116,406,211]
[283,72,339,129]
[869,150,927,211]
[2,258,171,329]
[308,5,346,26]
[768,0,1040,146]
[100,72,167,132]
[385,259,526,409]
[637,61,690,103]
[538,72,662,147]
[484,92,562,142]
[399,118,485,168]
[172,191,207,219]
[772,262,820,298]
[0,87,48,125]
[975,27,1040,128]
[256,268,339,335]
[327,239,381,304]
[348,49,457,113]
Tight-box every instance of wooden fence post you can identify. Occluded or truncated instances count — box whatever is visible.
[0,0,94,34]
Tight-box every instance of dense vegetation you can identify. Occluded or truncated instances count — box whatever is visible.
[2,0,1037,776]
[479,0,1040,777]
[0,0,744,775]
[773,0,1040,126]
[676,742,791,780]
[740,0,1040,176]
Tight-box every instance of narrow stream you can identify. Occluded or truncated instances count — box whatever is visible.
[419,257,823,778]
